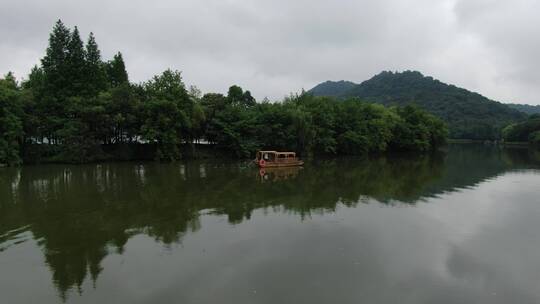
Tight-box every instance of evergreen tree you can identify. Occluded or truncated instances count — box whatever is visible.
[0,74,23,165]
[39,20,72,144]
[23,65,45,91]
[65,26,86,96]
[106,52,128,87]
[85,32,108,95]
[41,19,71,99]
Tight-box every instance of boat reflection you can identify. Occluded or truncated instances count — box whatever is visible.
[258,166,302,182]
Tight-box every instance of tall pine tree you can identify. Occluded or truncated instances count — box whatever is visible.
[65,26,86,96]
[41,19,71,99]
[85,32,107,96]
[40,20,72,143]
[106,52,129,87]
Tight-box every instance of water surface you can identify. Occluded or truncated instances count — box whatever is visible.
[1,145,540,303]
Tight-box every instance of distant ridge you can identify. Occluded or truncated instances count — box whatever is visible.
[308,80,357,97]
[506,103,540,115]
[308,70,526,139]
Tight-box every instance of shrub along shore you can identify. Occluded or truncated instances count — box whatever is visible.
[502,114,540,147]
[0,20,448,165]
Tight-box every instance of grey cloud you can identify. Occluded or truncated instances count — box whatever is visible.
[454,0,540,102]
[1,0,539,104]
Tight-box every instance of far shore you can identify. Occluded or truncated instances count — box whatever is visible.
[448,139,530,146]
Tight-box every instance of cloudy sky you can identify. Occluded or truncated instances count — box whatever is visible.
[1,0,539,104]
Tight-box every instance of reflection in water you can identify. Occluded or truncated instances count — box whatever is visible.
[258,167,302,182]
[0,144,539,302]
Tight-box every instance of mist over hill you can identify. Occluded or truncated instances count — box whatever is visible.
[308,71,527,139]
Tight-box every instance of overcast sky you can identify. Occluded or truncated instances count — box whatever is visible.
[1,0,539,104]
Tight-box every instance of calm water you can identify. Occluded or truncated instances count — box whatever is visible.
[1,145,540,304]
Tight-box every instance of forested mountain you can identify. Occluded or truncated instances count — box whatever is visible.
[506,103,540,115]
[309,71,527,139]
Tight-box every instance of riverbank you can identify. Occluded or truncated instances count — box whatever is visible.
[21,143,237,165]
[13,141,540,166]
[447,138,532,147]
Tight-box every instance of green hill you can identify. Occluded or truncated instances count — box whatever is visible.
[308,71,527,139]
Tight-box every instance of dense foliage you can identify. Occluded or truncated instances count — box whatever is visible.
[309,71,527,140]
[201,94,447,157]
[502,114,540,146]
[0,21,448,165]
[506,103,540,115]
[308,80,356,97]
[0,73,23,165]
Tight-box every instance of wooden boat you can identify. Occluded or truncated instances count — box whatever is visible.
[254,151,304,168]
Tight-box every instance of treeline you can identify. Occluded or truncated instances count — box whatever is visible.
[0,21,447,165]
[503,114,540,146]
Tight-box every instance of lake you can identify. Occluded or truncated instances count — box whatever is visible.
[1,145,540,304]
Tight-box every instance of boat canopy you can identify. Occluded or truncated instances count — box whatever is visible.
[255,150,303,167]
[257,151,296,157]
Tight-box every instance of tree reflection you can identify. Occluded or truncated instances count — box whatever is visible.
[0,145,538,299]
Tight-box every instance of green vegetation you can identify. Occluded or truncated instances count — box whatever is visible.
[506,103,540,115]
[308,80,357,97]
[0,21,447,165]
[0,73,23,165]
[309,71,527,140]
[502,114,540,147]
